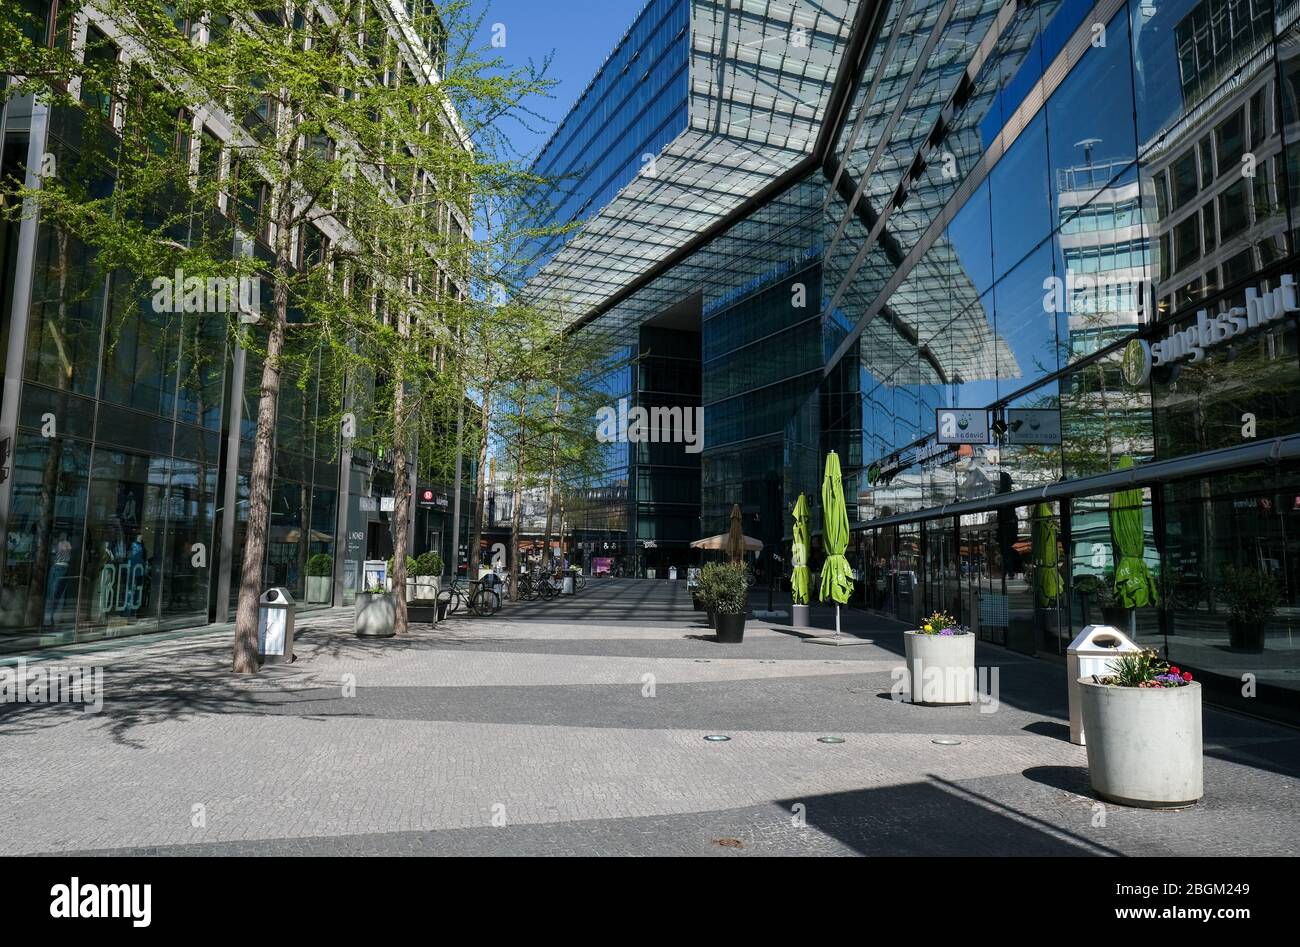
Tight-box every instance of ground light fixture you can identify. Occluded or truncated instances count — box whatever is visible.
[817,736,846,744]
[703,734,732,742]
[932,738,962,746]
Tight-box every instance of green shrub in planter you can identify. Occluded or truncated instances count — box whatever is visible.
[709,563,748,643]
[306,553,334,603]
[697,563,724,610]
[1220,565,1279,652]
[388,555,418,575]
[307,554,333,577]
[415,552,443,576]
[710,563,748,614]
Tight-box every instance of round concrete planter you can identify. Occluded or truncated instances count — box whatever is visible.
[1078,679,1202,808]
[355,592,396,638]
[715,611,745,643]
[791,604,811,629]
[903,631,975,705]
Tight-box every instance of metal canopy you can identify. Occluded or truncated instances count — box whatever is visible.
[526,0,861,320]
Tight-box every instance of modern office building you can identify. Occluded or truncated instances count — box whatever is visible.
[529,0,1300,724]
[0,3,474,653]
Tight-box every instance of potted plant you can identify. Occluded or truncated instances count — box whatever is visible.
[306,553,333,604]
[1219,565,1278,653]
[903,611,974,705]
[1078,649,1201,808]
[355,584,396,638]
[698,563,722,627]
[711,562,749,643]
[413,552,443,603]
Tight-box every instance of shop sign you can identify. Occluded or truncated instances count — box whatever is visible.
[936,408,989,445]
[1128,274,1298,386]
[1005,408,1061,445]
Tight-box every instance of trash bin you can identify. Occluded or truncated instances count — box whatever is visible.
[257,587,296,665]
[1067,624,1140,745]
[669,566,678,581]
[562,574,575,595]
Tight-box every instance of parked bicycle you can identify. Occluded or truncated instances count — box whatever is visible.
[438,576,502,616]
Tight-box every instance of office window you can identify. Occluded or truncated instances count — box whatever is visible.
[1215,109,1245,178]
[1172,149,1199,209]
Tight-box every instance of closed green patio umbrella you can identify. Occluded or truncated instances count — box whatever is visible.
[1110,455,1158,610]
[791,493,811,606]
[819,451,854,638]
[1032,502,1061,608]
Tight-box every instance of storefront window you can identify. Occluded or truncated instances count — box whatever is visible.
[0,434,91,645]
[1162,467,1300,715]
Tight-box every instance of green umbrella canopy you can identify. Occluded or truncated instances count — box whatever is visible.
[819,451,854,605]
[1031,502,1061,607]
[791,492,811,606]
[1110,455,1159,608]
[726,503,745,564]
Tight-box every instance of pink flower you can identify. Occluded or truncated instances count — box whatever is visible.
[1182,671,1193,682]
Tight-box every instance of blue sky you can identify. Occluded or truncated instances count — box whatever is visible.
[472,0,649,162]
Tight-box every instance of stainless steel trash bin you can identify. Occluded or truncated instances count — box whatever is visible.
[1066,624,1139,745]
[257,587,296,665]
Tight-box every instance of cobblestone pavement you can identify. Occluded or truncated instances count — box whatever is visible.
[2,579,1298,856]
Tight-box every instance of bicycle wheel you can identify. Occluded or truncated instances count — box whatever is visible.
[472,587,497,615]
[540,580,557,601]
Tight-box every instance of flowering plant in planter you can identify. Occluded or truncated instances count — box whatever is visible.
[1100,649,1193,688]
[1080,647,1203,807]
[916,610,968,636]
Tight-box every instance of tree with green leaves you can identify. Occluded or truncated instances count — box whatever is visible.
[3,0,563,664]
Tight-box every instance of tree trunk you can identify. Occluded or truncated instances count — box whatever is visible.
[233,122,295,671]
[466,392,490,579]
[391,379,410,634]
[232,283,287,674]
[539,385,560,570]
[508,394,528,601]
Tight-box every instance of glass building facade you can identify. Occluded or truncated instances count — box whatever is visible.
[534,0,1300,724]
[1,3,474,653]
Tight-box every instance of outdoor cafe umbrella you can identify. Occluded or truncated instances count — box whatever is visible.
[1110,455,1158,610]
[726,503,745,564]
[819,451,854,638]
[791,492,811,606]
[1031,502,1061,608]
[690,533,763,551]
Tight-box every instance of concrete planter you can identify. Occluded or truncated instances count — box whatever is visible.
[903,631,976,705]
[413,575,440,603]
[355,592,396,638]
[1078,679,1202,808]
[791,604,811,629]
[306,575,331,604]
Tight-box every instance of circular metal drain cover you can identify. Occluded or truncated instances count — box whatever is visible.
[817,736,846,744]
[703,734,731,742]
[694,659,712,663]
[932,738,962,746]
[713,838,744,849]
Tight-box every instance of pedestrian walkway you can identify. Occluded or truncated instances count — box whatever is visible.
[1,579,1297,856]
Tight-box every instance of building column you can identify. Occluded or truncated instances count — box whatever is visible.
[0,98,50,562]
